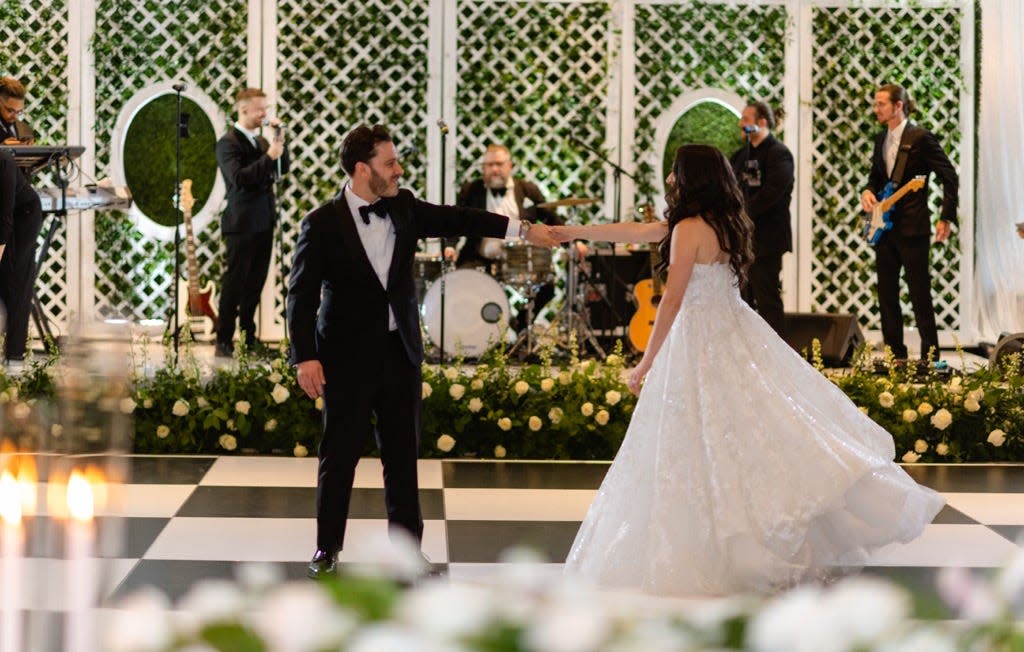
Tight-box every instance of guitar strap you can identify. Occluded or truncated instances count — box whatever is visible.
[890,127,921,186]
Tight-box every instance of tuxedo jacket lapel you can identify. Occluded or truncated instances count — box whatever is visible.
[332,195,387,292]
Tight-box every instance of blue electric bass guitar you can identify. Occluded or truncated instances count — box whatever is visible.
[862,175,926,244]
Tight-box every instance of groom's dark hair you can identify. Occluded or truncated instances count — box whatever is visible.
[340,124,393,176]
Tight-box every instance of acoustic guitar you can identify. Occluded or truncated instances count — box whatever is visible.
[175,180,219,339]
[627,204,662,352]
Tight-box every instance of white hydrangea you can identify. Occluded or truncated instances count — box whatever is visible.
[172,399,189,417]
[449,383,465,400]
[468,397,483,413]
[930,408,953,431]
[581,402,594,417]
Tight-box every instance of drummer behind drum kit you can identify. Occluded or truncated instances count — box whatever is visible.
[416,196,605,359]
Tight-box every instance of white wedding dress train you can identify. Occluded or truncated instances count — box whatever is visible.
[563,263,944,597]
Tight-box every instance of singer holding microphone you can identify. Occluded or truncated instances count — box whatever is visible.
[729,100,794,336]
[214,87,290,357]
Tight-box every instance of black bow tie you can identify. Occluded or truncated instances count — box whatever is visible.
[358,199,388,224]
[491,187,508,197]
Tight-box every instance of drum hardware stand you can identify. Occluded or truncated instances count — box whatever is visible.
[506,282,538,359]
[553,206,604,357]
[436,118,450,364]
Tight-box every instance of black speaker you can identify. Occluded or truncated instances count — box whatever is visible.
[582,251,651,331]
[783,312,865,366]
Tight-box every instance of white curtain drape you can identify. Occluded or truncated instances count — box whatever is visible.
[974,0,1024,341]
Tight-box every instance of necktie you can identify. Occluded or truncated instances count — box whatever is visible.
[358,199,388,224]
[491,187,507,197]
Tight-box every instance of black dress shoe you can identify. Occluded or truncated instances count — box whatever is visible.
[307,549,337,579]
[214,341,234,358]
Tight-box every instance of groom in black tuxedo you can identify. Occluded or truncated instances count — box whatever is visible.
[287,124,556,578]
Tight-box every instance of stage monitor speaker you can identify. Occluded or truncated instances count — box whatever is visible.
[783,312,865,366]
[583,251,651,331]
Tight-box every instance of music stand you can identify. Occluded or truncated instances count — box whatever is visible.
[3,145,85,348]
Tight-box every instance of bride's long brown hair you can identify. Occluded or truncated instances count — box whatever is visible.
[658,145,754,287]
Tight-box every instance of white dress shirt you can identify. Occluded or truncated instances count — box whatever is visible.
[885,117,908,178]
[344,184,399,331]
[481,180,524,258]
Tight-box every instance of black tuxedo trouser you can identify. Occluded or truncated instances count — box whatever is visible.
[875,233,938,360]
[217,229,273,346]
[742,254,785,337]
[317,331,424,552]
[0,202,43,359]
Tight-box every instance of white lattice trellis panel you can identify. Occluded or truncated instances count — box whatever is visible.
[809,4,965,333]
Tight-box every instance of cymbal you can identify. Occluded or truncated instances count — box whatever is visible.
[535,197,600,209]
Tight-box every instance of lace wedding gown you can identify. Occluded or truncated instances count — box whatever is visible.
[564,263,945,597]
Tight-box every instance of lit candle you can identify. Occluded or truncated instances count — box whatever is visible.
[65,470,97,652]
[0,470,24,652]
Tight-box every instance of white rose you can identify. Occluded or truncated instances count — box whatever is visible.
[314,396,324,410]
[443,367,459,381]
[494,445,507,459]
[580,402,594,417]
[156,425,170,439]
[267,371,282,384]
[988,429,1007,447]
[605,354,622,366]
[858,406,870,415]
[595,409,609,426]
[548,407,563,424]
[902,409,918,423]
[264,419,278,432]
[119,398,137,414]
[947,378,963,394]
[437,434,456,452]
[421,382,433,399]
[936,443,950,456]
[227,419,236,431]
[172,399,189,417]
[11,403,30,420]
[578,360,592,372]
[528,416,542,431]
[235,400,251,415]
[901,451,921,463]
[218,434,237,451]
[51,423,63,437]
[540,378,555,392]
[271,384,290,404]
[497,417,512,431]
[293,443,308,458]
[964,397,981,413]
[471,379,484,390]
[914,439,929,454]
[878,391,895,408]
[449,383,465,400]
[558,371,572,385]
[514,380,529,396]
[918,401,934,415]
[143,398,153,409]
[930,408,953,431]
[468,397,483,413]
[605,390,621,406]
[196,397,209,408]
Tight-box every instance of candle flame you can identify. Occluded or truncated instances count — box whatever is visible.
[0,470,22,525]
[67,471,95,522]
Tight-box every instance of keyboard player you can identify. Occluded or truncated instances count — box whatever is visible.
[0,77,43,365]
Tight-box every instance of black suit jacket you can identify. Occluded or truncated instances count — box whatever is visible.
[287,188,510,368]
[0,119,33,143]
[0,148,41,246]
[865,123,958,237]
[215,127,291,234]
[455,178,560,267]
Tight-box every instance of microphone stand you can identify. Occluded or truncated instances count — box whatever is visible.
[273,124,288,342]
[437,119,449,364]
[170,84,189,363]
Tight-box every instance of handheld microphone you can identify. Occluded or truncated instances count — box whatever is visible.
[743,125,759,134]
[172,81,188,92]
[436,118,449,135]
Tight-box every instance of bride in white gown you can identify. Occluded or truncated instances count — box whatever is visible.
[554,145,944,597]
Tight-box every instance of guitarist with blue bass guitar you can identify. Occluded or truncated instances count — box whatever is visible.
[859,84,958,362]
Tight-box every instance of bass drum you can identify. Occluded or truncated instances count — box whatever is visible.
[421,269,509,358]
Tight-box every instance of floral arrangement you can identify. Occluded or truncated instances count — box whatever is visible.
[104,544,1024,652]
[1,336,1021,462]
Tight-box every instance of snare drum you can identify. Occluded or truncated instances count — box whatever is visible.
[421,269,510,357]
[501,242,553,285]
[414,252,444,303]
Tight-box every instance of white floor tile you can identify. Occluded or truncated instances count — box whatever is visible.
[8,557,137,610]
[201,456,318,487]
[338,519,448,564]
[28,484,195,518]
[352,458,443,489]
[443,488,596,521]
[945,493,1024,525]
[866,524,1019,567]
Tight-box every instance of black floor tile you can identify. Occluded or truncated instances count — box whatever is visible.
[446,520,580,563]
[988,525,1024,544]
[124,456,218,484]
[20,516,169,560]
[903,465,1024,493]
[443,461,610,489]
[175,486,445,519]
[931,504,979,524]
[860,566,979,620]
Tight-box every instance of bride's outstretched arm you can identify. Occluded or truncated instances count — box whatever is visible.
[551,221,668,244]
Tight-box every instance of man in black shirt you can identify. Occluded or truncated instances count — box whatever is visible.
[729,101,794,336]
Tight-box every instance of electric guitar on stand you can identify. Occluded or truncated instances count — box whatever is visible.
[862,175,926,244]
[176,180,219,340]
[628,203,662,352]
